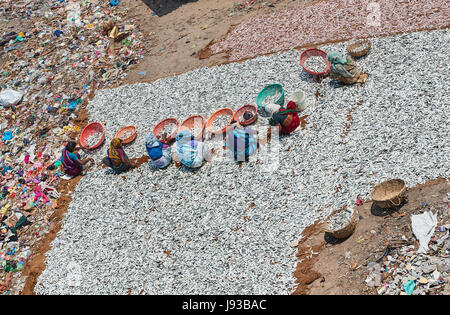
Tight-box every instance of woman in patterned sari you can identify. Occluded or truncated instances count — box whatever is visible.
[61,141,93,177]
[102,138,134,173]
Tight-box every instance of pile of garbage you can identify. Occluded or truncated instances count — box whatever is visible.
[0,0,148,294]
[366,201,449,295]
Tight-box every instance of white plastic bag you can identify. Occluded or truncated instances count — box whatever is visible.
[0,89,23,106]
[66,1,82,27]
[411,211,437,253]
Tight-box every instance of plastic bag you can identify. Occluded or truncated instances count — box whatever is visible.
[264,103,281,116]
[0,89,23,106]
[66,1,82,27]
[411,211,437,253]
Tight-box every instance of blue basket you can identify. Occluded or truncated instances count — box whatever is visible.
[256,84,285,117]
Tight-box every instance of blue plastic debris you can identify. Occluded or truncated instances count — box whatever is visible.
[2,131,13,141]
[403,280,415,295]
[54,30,64,37]
[68,99,82,110]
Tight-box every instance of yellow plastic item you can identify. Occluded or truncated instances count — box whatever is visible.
[1,203,11,215]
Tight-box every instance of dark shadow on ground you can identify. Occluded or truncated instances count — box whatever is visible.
[324,232,349,245]
[141,0,198,17]
[370,199,407,217]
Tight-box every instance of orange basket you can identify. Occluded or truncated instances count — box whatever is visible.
[115,125,137,144]
[79,122,105,150]
[152,118,179,144]
[178,115,205,140]
[233,104,258,126]
[206,108,234,135]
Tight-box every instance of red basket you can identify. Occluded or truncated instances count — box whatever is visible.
[152,118,179,145]
[115,125,137,144]
[178,115,205,140]
[80,122,105,150]
[206,108,234,135]
[233,104,258,126]
[299,48,330,75]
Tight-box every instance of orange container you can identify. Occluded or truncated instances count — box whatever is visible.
[115,125,137,144]
[152,118,179,144]
[80,122,105,150]
[232,104,258,126]
[206,108,234,135]
[178,115,205,140]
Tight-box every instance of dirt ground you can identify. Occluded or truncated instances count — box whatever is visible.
[119,0,313,84]
[294,178,449,295]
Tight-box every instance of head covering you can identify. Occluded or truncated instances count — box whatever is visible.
[66,141,76,152]
[175,129,193,143]
[145,133,163,161]
[61,148,82,176]
[108,138,122,162]
[327,52,353,78]
[176,130,204,168]
[225,127,257,162]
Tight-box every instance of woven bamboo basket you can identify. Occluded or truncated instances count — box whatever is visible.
[370,179,407,209]
[346,39,372,58]
[325,208,358,239]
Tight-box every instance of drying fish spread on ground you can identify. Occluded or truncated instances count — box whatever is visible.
[35,29,449,295]
[304,56,327,73]
[211,115,232,131]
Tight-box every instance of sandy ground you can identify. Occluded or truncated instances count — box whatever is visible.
[120,0,313,84]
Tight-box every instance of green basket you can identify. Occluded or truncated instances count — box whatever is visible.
[256,84,285,117]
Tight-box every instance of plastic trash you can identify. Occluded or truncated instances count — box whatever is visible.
[68,99,82,110]
[411,211,438,253]
[66,1,82,27]
[110,0,120,6]
[403,279,415,295]
[0,89,23,106]
[2,131,13,141]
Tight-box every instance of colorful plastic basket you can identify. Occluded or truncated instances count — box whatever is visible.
[299,48,330,75]
[206,108,234,135]
[178,115,206,140]
[80,122,105,150]
[115,125,137,144]
[233,104,258,126]
[256,84,285,117]
[152,118,179,145]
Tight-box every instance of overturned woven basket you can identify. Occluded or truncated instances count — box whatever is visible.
[346,39,372,58]
[371,179,407,209]
[325,208,358,239]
